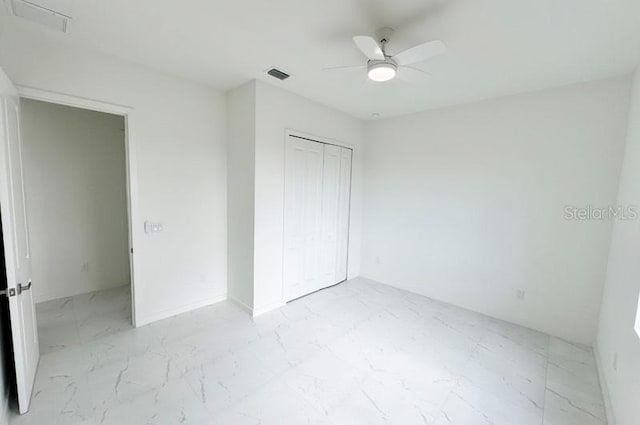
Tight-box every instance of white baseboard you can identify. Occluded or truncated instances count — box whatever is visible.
[252,300,286,317]
[594,341,616,425]
[228,297,253,315]
[134,293,227,327]
[34,282,131,304]
[228,296,285,318]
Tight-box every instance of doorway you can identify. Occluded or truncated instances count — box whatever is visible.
[283,133,353,301]
[19,98,134,354]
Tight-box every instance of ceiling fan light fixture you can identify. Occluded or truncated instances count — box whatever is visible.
[367,61,397,82]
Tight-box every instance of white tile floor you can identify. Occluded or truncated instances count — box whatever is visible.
[11,278,607,425]
[36,286,133,355]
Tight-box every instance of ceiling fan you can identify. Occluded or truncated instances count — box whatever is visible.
[326,28,446,83]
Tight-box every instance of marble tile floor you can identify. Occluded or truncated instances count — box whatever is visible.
[10,278,607,425]
[35,285,133,356]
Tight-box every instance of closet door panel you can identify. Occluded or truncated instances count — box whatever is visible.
[319,144,341,288]
[283,139,304,300]
[335,147,352,282]
[284,137,324,300]
[302,142,324,289]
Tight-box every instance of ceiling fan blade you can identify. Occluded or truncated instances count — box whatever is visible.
[353,36,385,61]
[322,64,366,72]
[397,66,432,83]
[393,40,446,66]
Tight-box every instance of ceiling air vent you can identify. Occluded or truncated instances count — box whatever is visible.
[267,68,291,81]
[9,0,72,33]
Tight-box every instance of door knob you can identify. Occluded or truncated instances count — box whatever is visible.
[17,281,32,295]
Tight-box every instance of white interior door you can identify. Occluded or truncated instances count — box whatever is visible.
[335,147,352,282]
[318,144,341,287]
[284,136,324,301]
[284,135,353,302]
[0,69,39,414]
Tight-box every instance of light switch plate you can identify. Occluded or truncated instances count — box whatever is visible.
[144,220,163,234]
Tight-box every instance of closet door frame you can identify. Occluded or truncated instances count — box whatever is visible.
[282,129,354,302]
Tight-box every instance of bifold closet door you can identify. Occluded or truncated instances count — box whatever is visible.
[335,147,352,282]
[284,135,352,302]
[284,137,324,301]
[318,144,341,286]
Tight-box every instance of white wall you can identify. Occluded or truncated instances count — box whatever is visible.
[362,77,632,344]
[226,81,256,310]
[0,29,227,326]
[252,81,365,313]
[596,67,640,425]
[21,99,130,303]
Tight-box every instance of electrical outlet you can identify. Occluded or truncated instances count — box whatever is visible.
[516,290,526,300]
[81,262,89,272]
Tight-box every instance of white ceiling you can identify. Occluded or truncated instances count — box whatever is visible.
[2,0,640,119]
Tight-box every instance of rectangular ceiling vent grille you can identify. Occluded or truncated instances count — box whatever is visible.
[9,0,72,33]
[267,68,290,81]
